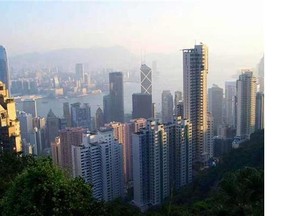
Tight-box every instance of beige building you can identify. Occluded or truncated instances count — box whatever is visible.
[0,81,22,152]
[51,127,85,175]
[236,71,257,139]
[183,44,208,164]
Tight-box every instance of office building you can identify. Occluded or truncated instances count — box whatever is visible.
[63,102,71,127]
[75,63,84,82]
[132,93,153,119]
[208,84,223,135]
[0,46,9,90]
[140,64,152,95]
[72,128,124,201]
[175,101,184,118]
[236,71,257,139]
[95,107,104,130]
[183,44,208,164]
[105,72,124,123]
[71,102,91,129]
[0,81,21,152]
[206,112,214,159]
[132,119,169,209]
[174,91,182,114]
[46,109,60,149]
[23,99,37,117]
[161,90,173,123]
[17,111,33,142]
[225,81,237,127]
[255,92,264,130]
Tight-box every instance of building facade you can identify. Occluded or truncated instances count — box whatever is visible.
[132,93,153,119]
[183,44,208,164]
[161,90,173,124]
[0,46,9,90]
[140,64,152,95]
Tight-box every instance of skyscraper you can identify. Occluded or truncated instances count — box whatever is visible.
[23,99,37,117]
[225,81,237,127]
[95,107,104,130]
[132,93,153,119]
[175,101,184,118]
[206,112,214,159]
[52,127,85,175]
[236,71,257,139]
[258,56,264,93]
[161,90,173,123]
[132,119,169,209]
[72,129,124,201]
[71,102,91,129]
[0,81,21,152]
[17,111,33,143]
[140,64,152,95]
[183,44,208,164]
[255,92,264,130]
[0,46,9,90]
[75,63,84,82]
[208,84,223,135]
[46,109,60,149]
[174,91,182,113]
[109,72,124,122]
[63,102,71,127]
[165,116,193,191]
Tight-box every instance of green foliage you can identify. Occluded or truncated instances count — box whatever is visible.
[105,198,142,216]
[0,152,36,199]
[0,157,107,216]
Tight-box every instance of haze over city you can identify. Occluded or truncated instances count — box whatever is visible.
[0,0,263,88]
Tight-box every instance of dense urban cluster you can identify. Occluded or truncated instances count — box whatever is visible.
[0,44,264,212]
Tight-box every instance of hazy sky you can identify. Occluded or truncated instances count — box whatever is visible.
[0,0,263,57]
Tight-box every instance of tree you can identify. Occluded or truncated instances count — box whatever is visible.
[1,158,107,216]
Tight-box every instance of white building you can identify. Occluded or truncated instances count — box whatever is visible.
[132,119,169,210]
[72,128,124,201]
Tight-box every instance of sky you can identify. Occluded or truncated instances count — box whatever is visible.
[0,0,263,57]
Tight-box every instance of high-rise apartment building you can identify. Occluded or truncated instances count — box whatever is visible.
[225,81,237,127]
[132,93,153,119]
[255,92,264,130]
[23,99,37,117]
[140,64,152,95]
[208,84,223,135]
[183,44,208,164]
[161,90,173,123]
[132,119,169,209]
[206,112,214,159]
[107,72,124,122]
[72,128,124,201]
[0,81,21,152]
[0,46,9,90]
[52,127,85,175]
[165,116,193,191]
[236,71,257,139]
[71,102,91,129]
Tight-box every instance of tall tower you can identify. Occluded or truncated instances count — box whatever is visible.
[75,63,84,83]
[46,109,60,149]
[109,72,124,122]
[0,81,21,152]
[225,81,237,127]
[63,102,71,127]
[174,91,182,114]
[161,90,173,123]
[258,56,264,93]
[0,46,9,90]
[183,44,208,163]
[236,71,257,139]
[140,64,152,95]
[71,102,91,129]
[255,92,264,130]
[208,84,223,135]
